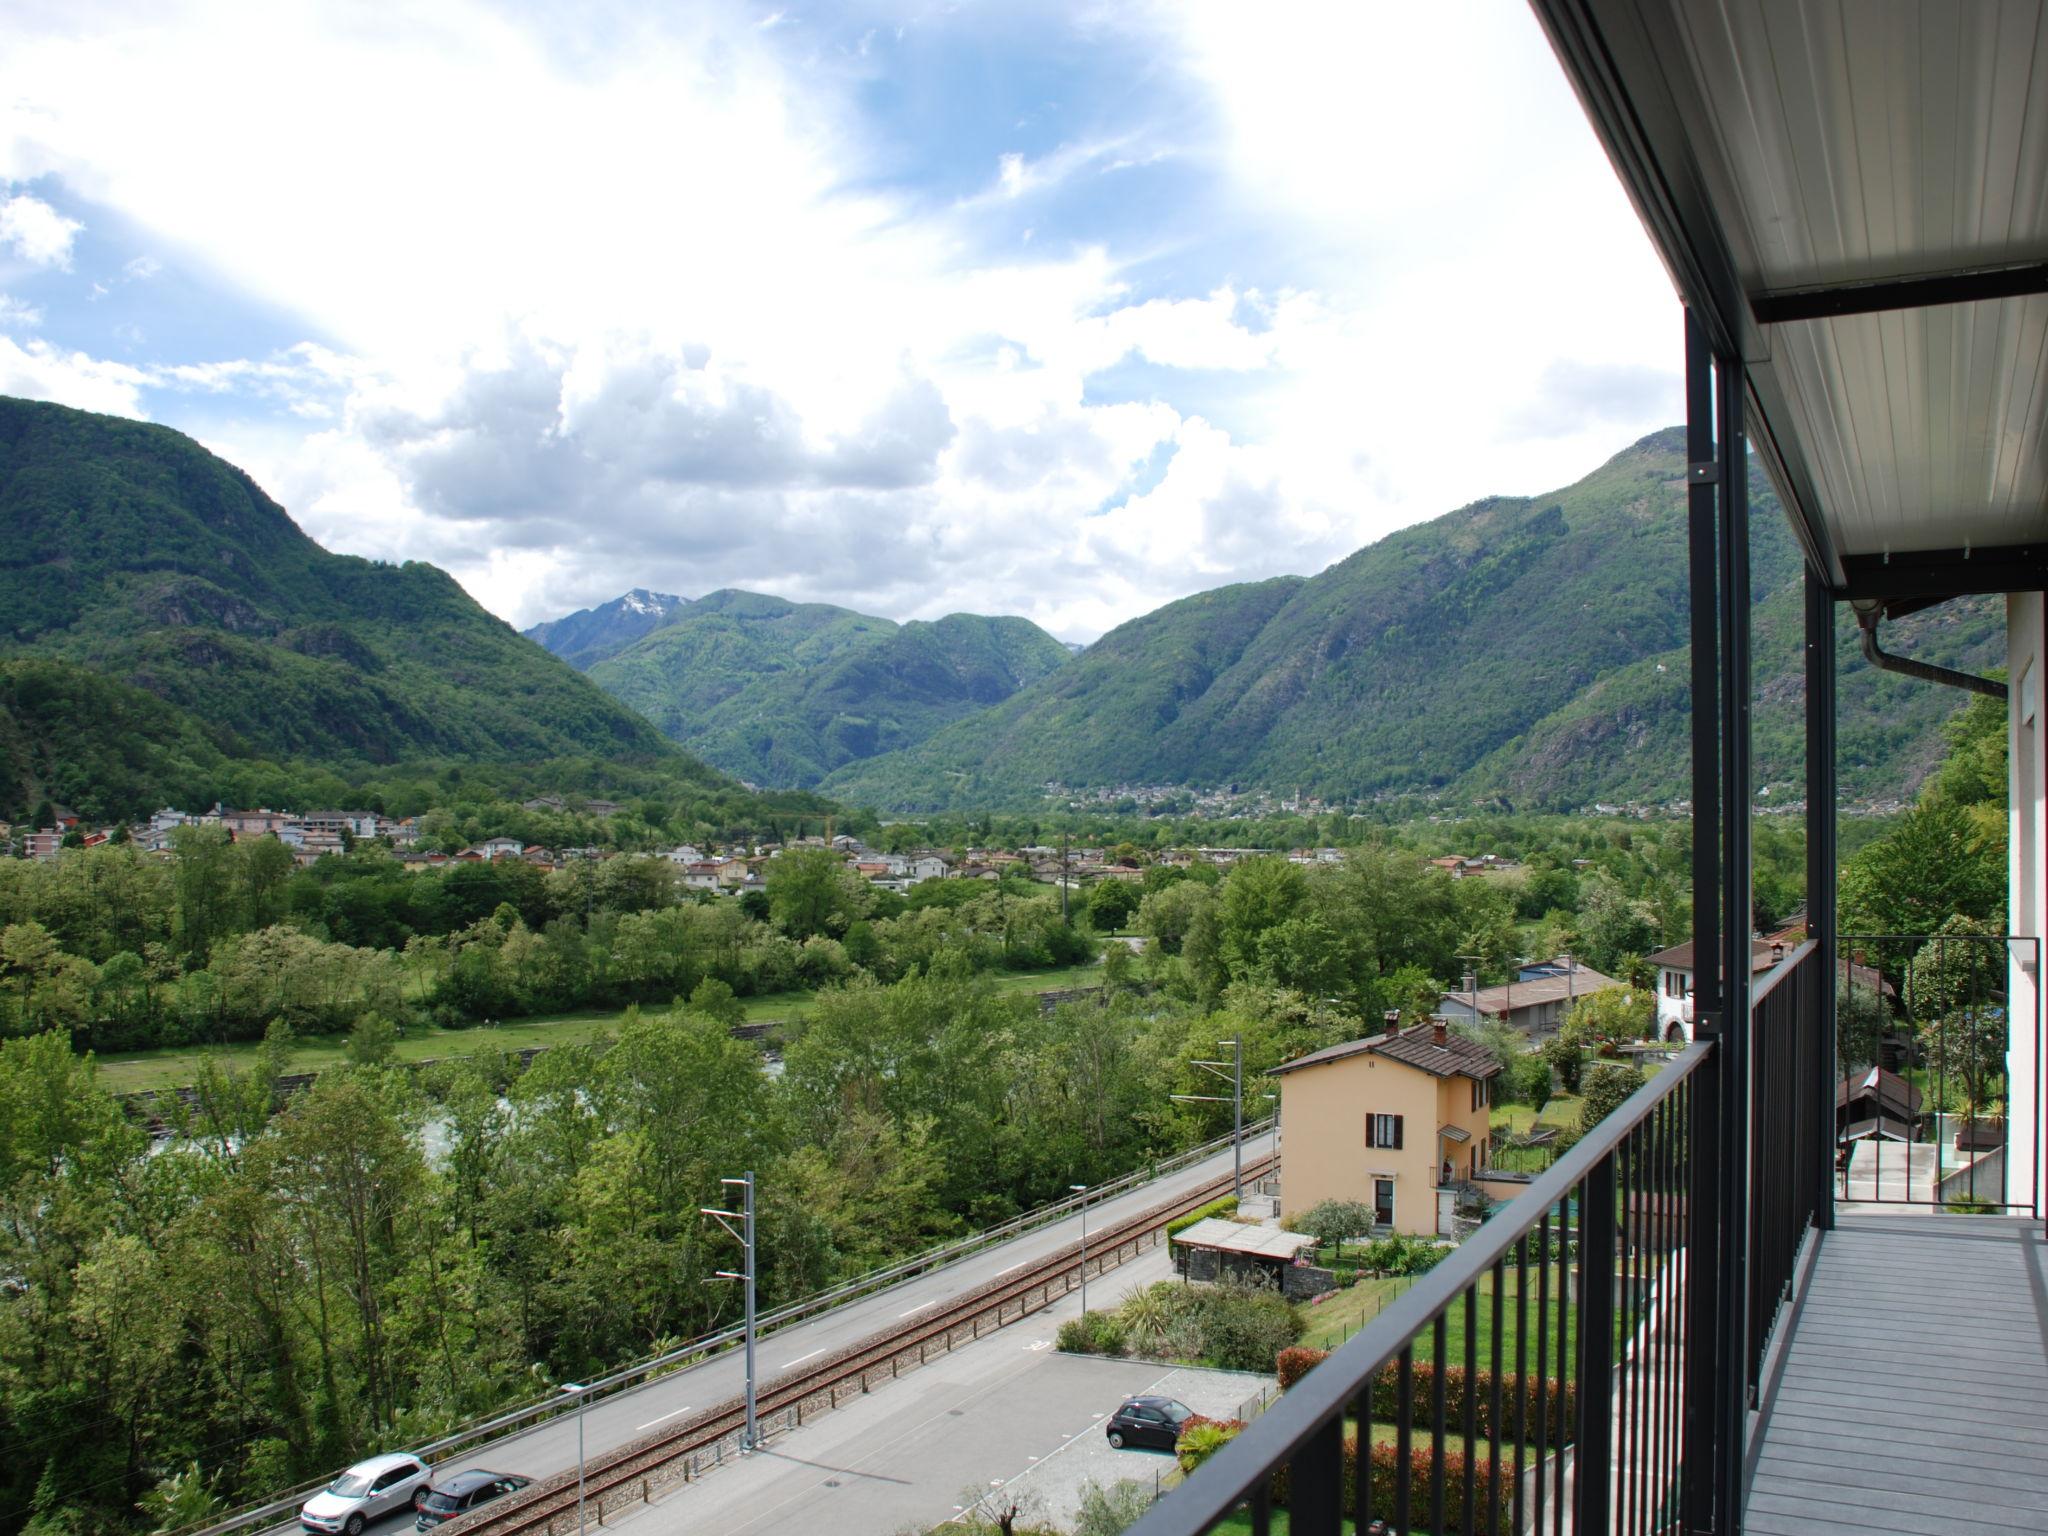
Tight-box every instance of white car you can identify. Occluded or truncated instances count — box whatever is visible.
[300,1454,431,1536]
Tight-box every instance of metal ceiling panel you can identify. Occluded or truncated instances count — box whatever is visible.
[1537,0,2048,578]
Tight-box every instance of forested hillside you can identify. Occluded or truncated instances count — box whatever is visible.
[0,397,751,821]
[572,590,1073,786]
[825,430,2000,810]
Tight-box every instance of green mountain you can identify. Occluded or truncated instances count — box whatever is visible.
[522,588,690,669]
[577,590,1073,787]
[823,429,2002,811]
[0,396,736,818]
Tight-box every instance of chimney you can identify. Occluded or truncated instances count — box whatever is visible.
[1432,1020,1447,1047]
[1383,1009,1402,1037]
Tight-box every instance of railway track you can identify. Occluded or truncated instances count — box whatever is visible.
[447,1151,1277,1536]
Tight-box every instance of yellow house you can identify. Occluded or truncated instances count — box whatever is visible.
[1270,1020,1500,1238]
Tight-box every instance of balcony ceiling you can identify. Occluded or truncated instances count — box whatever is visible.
[1534,0,2048,588]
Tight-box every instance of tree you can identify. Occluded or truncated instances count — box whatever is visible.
[765,848,871,940]
[1135,879,1214,955]
[1292,1198,1377,1251]
[1087,879,1140,933]
[1907,918,2009,1117]
[344,1012,399,1066]
[1541,1032,1586,1095]
[1840,798,2005,948]
[1575,874,1658,975]
[1562,986,1653,1048]
[1580,1061,1647,1129]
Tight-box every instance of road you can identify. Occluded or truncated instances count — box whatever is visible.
[639,1246,1271,1536]
[288,1130,1275,1536]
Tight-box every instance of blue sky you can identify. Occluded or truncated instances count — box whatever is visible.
[0,1,1681,640]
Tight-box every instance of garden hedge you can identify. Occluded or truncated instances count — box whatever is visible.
[1274,1348,1578,1445]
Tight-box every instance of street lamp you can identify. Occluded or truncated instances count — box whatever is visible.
[702,1172,758,1451]
[1069,1184,1090,1313]
[1172,1037,1246,1198]
[557,1383,588,1536]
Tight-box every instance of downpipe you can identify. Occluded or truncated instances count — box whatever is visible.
[1853,600,2007,700]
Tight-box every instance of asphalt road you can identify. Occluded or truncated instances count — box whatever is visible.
[641,1247,1272,1536]
[285,1131,1275,1536]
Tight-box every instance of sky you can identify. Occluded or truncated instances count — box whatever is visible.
[0,0,1682,642]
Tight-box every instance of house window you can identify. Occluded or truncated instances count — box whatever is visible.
[1366,1113,1404,1149]
[1471,1076,1488,1111]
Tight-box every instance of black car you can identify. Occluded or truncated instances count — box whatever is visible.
[414,1470,531,1530]
[1104,1395,1194,1451]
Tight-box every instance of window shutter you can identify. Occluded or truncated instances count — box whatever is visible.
[1365,1114,1376,1148]
[1392,1114,1404,1149]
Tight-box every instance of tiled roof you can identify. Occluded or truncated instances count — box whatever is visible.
[1270,1022,1500,1080]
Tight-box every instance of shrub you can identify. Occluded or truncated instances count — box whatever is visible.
[1367,1360,1578,1445]
[1358,1233,1446,1276]
[1276,1346,1329,1389]
[1268,1436,1512,1533]
[1945,1194,1998,1215]
[1195,1280,1306,1372]
[1055,1310,1127,1355]
[1174,1416,1246,1473]
[1071,1480,1155,1536]
[1166,1195,1239,1240]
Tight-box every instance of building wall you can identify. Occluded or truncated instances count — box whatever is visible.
[1655,966,1693,1042]
[2008,592,2044,1214]
[1277,1048,1494,1237]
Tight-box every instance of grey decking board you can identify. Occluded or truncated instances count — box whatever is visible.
[1754,1448,2048,1504]
[1747,1481,2046,1532]
[1745,1487,2027,1535]
[1761,1413,2048,1461]
[1745,1212,2048,1532]
[1770,1362,2048,1404]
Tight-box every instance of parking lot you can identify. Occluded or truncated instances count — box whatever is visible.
[620,1249,1278,1536]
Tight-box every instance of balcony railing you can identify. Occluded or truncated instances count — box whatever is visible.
[1128,942,1832,1536]
[1837,931,2040,1211]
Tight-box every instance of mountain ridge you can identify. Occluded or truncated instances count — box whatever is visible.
[522,588,691,669]
[820,429,1999,811]
[529,587,1075,787]
[0,395,739,818]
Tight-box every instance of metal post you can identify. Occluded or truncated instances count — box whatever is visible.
[1573,1157,1618,1535]
[1716,340,1755,1488]
[1680,305,1729,1535]
[1070,1184,1089,1313]
[1172,1040,1246,1199]
[742,1170,757,1452]
[1231,1035,1244,1200]
[1805,570,1838,1232]
[558,1384,588,1536]
[703,1173,758,1451]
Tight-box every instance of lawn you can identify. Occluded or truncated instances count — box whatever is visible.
[94,958,1104,1094]
[1490,1103,1538,1136]
[1300,1267,1579,1373]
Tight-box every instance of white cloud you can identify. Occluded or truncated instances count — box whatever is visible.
[0,335,148,415]
[0,192,82,268]
[0,294,42,329]
[0,1,1684,642]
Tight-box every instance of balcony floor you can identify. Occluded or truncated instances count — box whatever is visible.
[1746,1210,2048,1534]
